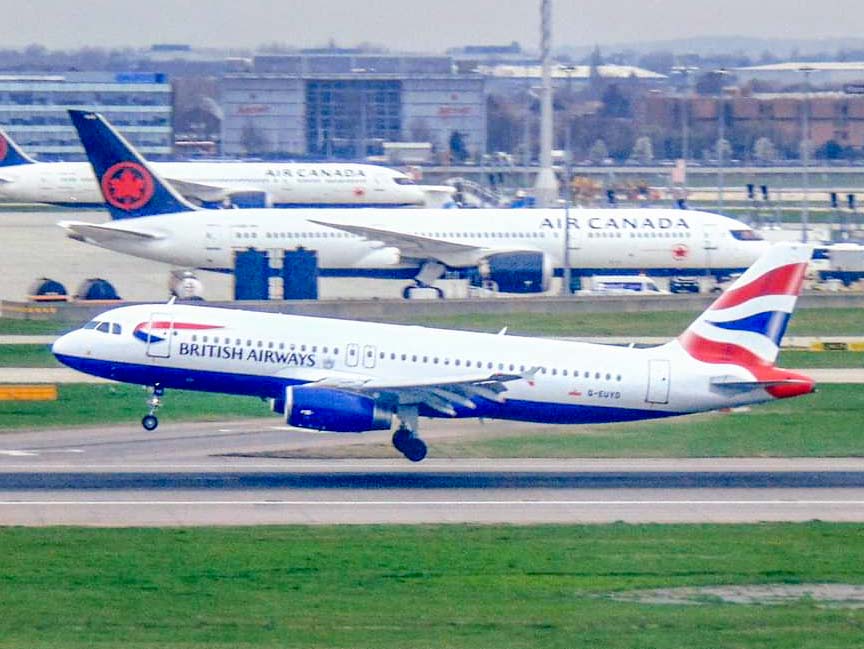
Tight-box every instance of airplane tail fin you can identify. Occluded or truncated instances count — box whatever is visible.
[0,128,37,166]
[68,109,197,220]
[676,242,814,399]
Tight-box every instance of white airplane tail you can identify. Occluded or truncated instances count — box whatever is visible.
[675,242,815,399]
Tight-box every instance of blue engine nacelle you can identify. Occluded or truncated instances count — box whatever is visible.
[276,386,392,432]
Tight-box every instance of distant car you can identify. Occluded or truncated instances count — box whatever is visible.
[669,277,701,294]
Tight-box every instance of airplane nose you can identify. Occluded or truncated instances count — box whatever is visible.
[51,332,73,359]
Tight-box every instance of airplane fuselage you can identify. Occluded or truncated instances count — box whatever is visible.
[66,207,769,278]
[0,161,442,207]
[52,303,780,426]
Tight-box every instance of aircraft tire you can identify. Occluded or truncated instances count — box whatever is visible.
[141,414,159,431]
[403,437,428,462]
[392,427,412,451]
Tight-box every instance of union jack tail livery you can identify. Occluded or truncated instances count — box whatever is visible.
[676,242,814,399]
[0,128,37,167]
[67,109,196,220]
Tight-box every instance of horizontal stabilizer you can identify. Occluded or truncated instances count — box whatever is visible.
[59,220,163,244]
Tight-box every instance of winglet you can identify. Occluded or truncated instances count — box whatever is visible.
[0,128,37,167]
[68,109,197,220]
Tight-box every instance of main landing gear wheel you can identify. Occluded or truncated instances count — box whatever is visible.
[141,384,164,431]
[392,426,428,462]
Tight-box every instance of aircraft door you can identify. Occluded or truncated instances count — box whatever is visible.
[345,343,360,367]
[204,222,224,265]
[362,345,377,369]
[702,222,719,268]
[144,312,174,359]
[645,359,670,404]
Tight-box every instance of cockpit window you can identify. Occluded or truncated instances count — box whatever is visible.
[394,177,416,185]
[111,323,122,335]
[96,322,111,333]
[730,229,764,241]
[83,321,99,330]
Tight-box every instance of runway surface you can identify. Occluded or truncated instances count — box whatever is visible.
[2,418,864,526]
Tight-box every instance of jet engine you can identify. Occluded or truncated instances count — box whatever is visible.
[481,252,553,293]
[274,386,393,432]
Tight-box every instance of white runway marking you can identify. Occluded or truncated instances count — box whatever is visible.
[0,450,38,457]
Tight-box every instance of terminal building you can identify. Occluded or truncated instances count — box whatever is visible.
[0,72,172,160]
[220,53,486,161]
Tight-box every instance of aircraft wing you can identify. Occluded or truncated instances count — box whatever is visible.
[304,370,533,416]
[163,177,233,203]
[308,219,481,256]
[58,220,164,244]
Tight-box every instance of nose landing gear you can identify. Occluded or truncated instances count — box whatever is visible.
[141,385,164,431]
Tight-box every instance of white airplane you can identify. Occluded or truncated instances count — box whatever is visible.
[52,242,815,461]
[60,110,770,296]
[0,126,453,208]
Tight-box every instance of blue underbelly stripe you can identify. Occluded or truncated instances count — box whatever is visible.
[54,354,684,425]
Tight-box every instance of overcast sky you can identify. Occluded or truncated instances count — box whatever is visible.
[0,0,862,52]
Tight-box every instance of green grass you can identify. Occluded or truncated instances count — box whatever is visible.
[0,384,270,431]
[776,350,864,368]
[0,318,72,335]
[3,306,864,338]
[0,343,58,367]
[1,383,861,459]
[394,308,864,337]
[0,523,862,648]
[431,385,864,459]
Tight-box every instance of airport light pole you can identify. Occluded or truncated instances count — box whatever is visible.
[800,66,814,243]
[716,68,729,213]
[672,65,697,163]
[563,64,576,202]
[562,200,572,295]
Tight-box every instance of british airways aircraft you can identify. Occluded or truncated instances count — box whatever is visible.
[52,242,814,461]
[0,126,453,208]
[60,110,769,295]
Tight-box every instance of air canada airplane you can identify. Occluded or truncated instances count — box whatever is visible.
[0,126,453,208]
[61,110,769,295]
[52,242,814,461]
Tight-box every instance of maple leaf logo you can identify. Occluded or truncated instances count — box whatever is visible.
[0,136,7,162]
[101,162,155,211]
[353,187,365,197]
[672,244,689,261]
